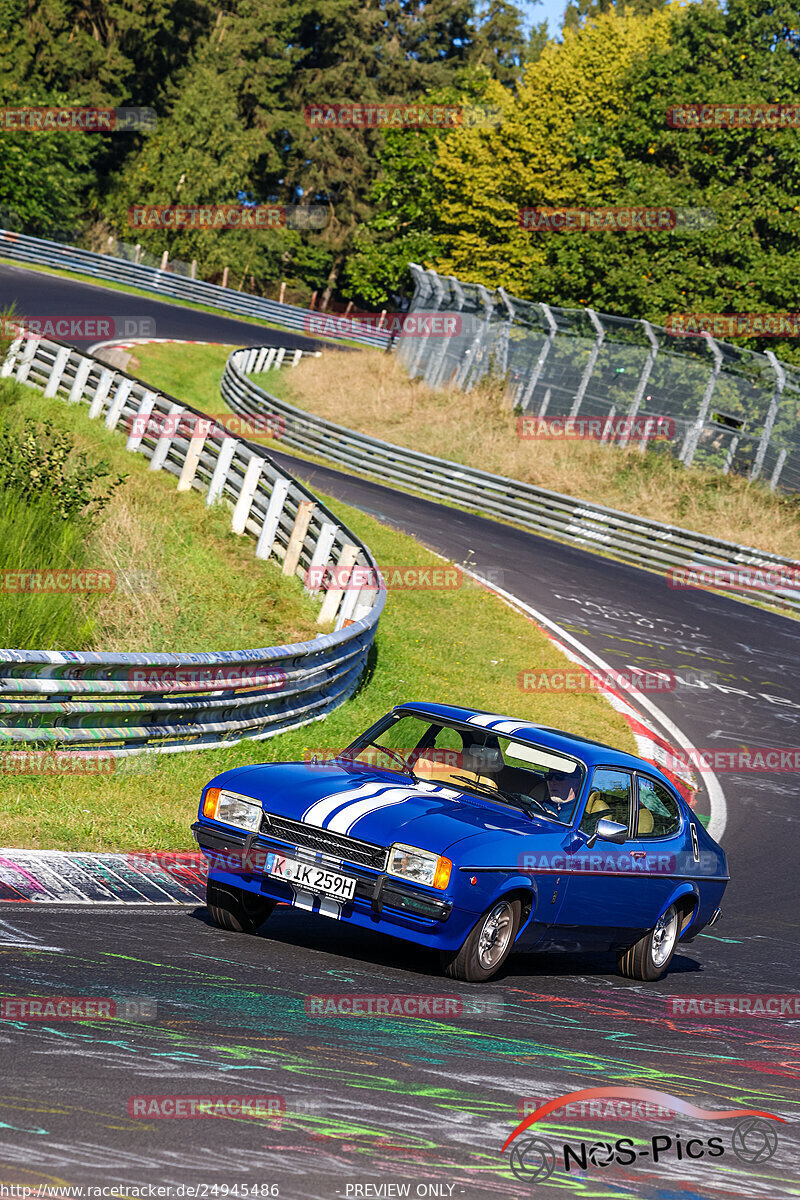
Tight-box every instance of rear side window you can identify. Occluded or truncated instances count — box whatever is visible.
[636,777,681,838]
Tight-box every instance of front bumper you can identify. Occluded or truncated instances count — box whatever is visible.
[191,820,453,925]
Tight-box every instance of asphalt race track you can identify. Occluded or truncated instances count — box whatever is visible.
[1,271,798,1200]
[0,262,325,351]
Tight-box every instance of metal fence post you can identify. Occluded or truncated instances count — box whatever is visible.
[619,320,659,449]
[680,337,723,467]
[750,351,785,482]
[519,304,558,414]
[421,272,448,386]
[496,287,515,385]
[569,309,605,418]
[457,284,493,391]
[428,276,464,388]
[407,269,443,380]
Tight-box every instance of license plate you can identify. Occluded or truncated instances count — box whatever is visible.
[266,853,357,901]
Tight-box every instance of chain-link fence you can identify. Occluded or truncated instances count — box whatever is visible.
[399,266,799,493]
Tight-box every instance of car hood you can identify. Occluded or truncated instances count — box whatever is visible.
[206,761,566,855]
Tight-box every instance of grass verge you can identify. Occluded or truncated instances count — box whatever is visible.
[0,378,321,652]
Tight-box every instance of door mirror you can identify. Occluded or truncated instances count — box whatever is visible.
[588,818,627,847]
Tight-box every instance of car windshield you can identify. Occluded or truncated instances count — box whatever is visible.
[343,712,586,825]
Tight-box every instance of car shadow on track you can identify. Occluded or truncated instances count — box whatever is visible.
[190,907,701,984]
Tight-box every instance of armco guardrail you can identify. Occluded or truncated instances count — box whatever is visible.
[222,347,800,615]
[0,336,385,754]
[0,227,391,349]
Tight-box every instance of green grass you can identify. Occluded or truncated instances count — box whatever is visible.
[0,486,636,851]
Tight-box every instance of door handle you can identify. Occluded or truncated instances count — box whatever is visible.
[630,851,646,859]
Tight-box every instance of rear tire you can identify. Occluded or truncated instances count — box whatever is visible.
[440,897,522,982]
[617,902,680,981]
[206,880,276,934]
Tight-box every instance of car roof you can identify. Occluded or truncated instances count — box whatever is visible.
[393,700,678,788]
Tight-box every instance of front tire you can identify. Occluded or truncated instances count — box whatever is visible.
[617,902,680,981]
[440,897,522,982]
[206,880,276,934]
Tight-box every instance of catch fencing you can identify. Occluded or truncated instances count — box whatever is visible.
[0,336,385,755]
[399,265,799,494]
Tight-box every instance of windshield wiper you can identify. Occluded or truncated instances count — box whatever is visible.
[450,774,544,818]
[360,741,419,783]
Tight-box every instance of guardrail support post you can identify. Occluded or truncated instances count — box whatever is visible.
[150,403,185,470]
[88,369,115,419]
[206,437,237,505]
[569,309,605,418]
[15,337,41,383]
[178,424,211,491]
[283,499,316,576]
[305,521,338,594]
[750,351,785,482]
[0,335,24,377]
[680,337,723,467]
[255,477,291,559]
[104,378,134,429]
[43,345,71,397]
[317,544,359,625]
[619,320,659,449]
[67,357,92,403]
[126,391,157,451]
[232,456,265,534]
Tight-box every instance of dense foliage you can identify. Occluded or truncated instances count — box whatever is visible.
[2,0,799,357]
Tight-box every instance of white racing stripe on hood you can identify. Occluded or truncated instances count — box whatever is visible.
[332,780,444,836]
[301,781,392,828]
[467,715,524,734]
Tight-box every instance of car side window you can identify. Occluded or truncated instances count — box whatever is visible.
[579,768,632,836]
[636,777,681,838]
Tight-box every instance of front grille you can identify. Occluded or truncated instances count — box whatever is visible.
[260,812,387,871]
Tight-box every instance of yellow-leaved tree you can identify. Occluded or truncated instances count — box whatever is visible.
[432,6,673,292]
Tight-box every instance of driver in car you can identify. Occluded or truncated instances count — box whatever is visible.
[528,765,583,816]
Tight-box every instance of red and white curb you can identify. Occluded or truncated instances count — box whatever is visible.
[87,337,235,354]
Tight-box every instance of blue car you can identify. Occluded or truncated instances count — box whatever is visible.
[192,702,728,982]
